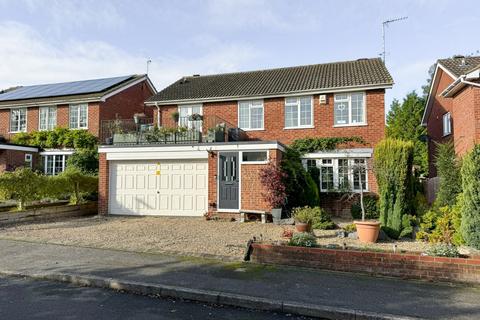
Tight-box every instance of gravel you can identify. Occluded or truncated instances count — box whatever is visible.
[0,216,432,260]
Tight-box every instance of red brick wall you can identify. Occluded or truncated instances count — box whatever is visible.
[251,243,480,284]
[98,152,109,215]
[451,86,480,156]
[0,149,39,172]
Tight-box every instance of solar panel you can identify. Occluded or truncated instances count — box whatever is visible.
[0,75,133,102]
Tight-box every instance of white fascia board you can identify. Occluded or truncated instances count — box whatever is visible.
[466,69,480,80]
[39,149,75,156]
[145,84,393,106]
[106,150,208,160]
[0,144,39,152]
[303,148,373,159]
[99,142,284,154]
[101,76,157,102]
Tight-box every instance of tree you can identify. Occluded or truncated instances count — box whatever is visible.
[386,91,428,174]
[67,149,99,174]
[53,166,98,205]
[460,145,480,249]
[435,141,461,207]
[374,138,414,239]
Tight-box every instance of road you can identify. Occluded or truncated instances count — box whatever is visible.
[0,276,313,320]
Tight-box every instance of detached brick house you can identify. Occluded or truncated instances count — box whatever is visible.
[98,58,393,217]
[422,55,480,177]
[0,75,156,174]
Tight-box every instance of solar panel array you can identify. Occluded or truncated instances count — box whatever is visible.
[0,75,133,102]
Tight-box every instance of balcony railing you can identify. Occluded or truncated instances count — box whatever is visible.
[100,115,247,146]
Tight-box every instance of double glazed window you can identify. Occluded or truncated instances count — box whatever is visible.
[69,104,88,129]
[238,100,264,130]
[242,151,268,163]
[443,112,452,136]
[10,108,27,132]
[43,154,68,175]
[313,158,368,192]
[39,106,57,131]
[334,92,365,126]
[285,96,313,128]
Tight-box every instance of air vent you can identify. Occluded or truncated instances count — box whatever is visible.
[319,94,327,104]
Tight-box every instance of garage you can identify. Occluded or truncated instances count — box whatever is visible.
[109,159,208,216]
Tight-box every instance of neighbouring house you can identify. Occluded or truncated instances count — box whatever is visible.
[98,58,393,218]
[0,75,156,174]
[422,55,480,178]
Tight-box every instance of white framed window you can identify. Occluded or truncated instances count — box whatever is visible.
[241,151,268,164]
[284,96,313,128]
[443,112,452,136]
[178,104,203,129]
[10,108,27,133]
[43,154,69,175]
[334,92,366,126]
[69,103,88,129]
[39,106,57,131]
[314,158,368,192]
[238,100,264,130]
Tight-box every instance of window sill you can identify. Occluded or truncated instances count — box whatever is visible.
[283,126,314,130]
[9,131,26,134]
[333,123,368,128]
[240,128,264,132]
[241,161,269,165]
[442,133,452,137]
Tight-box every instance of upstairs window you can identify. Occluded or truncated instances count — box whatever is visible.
[39,106,57,131]
[443,112,452,136]
[334,92,366,126]
[69,104,88,129]
[238,100,264,130]
[10,108,27,133]
[284,96,313,128]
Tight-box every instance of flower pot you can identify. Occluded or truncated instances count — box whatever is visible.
[295,222,310,232]
[354,220,381,243]
[271,208,282,224]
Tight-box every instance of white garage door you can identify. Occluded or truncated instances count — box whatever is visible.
[109,159,208,216]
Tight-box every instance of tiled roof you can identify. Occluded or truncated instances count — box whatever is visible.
[0,75,146,106]
[147,58,393,103]
[438,55,480,77]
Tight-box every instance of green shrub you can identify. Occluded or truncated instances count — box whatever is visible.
[51,166,98,204]
[343,223,356,233]
[435,141,461,207]
[374,138,414,239]
[288,232,317,247]
[292,206,335,230]
[351,195,379,220]
[425,243,460,258]
[461,145,480,249]
[67,149,99,174]
[0,168,47,210]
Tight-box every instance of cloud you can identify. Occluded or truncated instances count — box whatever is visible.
[0,21,262,91]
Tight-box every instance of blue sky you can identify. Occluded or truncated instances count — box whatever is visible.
[0,0,479,111]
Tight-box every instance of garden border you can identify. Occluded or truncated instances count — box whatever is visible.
[250,243,480,284]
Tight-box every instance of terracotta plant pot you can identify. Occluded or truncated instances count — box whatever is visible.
[295,222,310,233]
[354,220,381,243]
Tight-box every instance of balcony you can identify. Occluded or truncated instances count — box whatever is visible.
[100,115,247,146]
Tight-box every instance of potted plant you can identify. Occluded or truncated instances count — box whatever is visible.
[352,163,380,243]
[259,162,287,224]
[188,113,203,121]
[171,111,180,123]
[291,206,314,232]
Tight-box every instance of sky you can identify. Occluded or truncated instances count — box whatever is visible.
[0,0,479,112]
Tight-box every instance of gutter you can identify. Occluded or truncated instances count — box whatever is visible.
[441,75,480,98]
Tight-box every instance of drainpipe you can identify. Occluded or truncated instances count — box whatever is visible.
[155,102,161,127]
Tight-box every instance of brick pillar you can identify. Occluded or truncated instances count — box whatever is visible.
[207,151,217,213]
[98,153,109,215]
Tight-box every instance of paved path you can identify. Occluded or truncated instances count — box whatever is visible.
[0,276,313,320]
[0,239,479,319]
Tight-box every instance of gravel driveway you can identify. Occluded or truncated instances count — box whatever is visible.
[0,216,285,260]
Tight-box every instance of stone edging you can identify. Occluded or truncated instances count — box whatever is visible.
[250,243,480,284]
[0,270,419,320]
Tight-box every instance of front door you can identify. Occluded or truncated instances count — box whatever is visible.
[218,152,239,210]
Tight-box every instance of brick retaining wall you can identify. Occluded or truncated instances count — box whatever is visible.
[251,243,480,284]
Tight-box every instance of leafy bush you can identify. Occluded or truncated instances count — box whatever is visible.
[435,141,461,207]
[259,162,287,208]
[11,128,97,149]
[50,167,98,204]
[351,195,379,220]
[461,145,480,249]
[67,149,99,174]
[292,206,335,230]
[425,243,460,258]
[288,232,317,247]
[374,138,414,239]
[343,223,356,233]
[0,168,47,210]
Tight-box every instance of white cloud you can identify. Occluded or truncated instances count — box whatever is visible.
[0,21,262,91]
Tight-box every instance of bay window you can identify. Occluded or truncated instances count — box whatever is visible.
[285,96,313,128]
[238,100,264,130]
[39,106,57,131]
[334,92,366,126]
[43,154,69,175]
[312,158,368,192]
[69,103,88,129]
[10,108,27,132]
